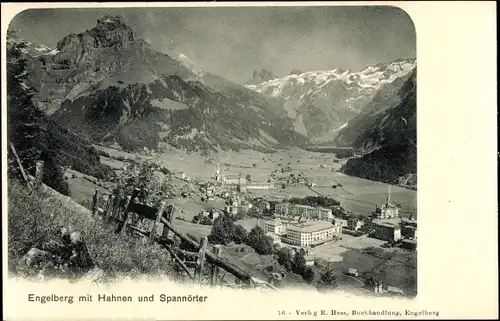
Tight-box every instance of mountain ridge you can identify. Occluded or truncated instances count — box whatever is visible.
[18,16,309,154]
[245,58,416,139]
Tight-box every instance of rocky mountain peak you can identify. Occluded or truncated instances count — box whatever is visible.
[289,68,303,75]
[56,15,135,52]
[246,69,275,85]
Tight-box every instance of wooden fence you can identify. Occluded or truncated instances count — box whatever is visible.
[90,187,279,290]
[8,142,278,290]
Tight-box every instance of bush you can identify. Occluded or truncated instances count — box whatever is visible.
[199,216,213,226]
[208,215,236,245]
[7,180,173,279]
[292,251,306,275]
[303,267,315,283]
[246,226,274,255]
[233,224,248,244]
[276,248,293,271]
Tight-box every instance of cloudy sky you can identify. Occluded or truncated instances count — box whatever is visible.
[9,6,415,84]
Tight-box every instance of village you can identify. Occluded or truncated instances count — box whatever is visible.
[162,159,418,296]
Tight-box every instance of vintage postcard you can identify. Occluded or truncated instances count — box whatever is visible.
[2,2,497,320]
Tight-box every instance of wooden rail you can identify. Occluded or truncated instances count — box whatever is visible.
[94,188,277,289]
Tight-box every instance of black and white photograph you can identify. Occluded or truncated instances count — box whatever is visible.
[5,5,418,297]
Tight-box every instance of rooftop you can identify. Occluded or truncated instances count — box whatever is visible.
[373,219,401,229]
[287,221,334,233]
[264,218,282,226]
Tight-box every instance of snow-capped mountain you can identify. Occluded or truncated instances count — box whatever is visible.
[246,69,276,85]
[245,59,416,139]
[14,16,308,153]
[175,53,205,80]
[7,33,55,57]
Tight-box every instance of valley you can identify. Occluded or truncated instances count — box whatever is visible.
[7,10,417,296]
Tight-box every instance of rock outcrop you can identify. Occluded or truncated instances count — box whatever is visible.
[19,227,97,280]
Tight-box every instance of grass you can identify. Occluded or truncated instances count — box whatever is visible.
[7,179,174,281]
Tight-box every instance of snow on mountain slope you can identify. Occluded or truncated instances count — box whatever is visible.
[245,59,416,139]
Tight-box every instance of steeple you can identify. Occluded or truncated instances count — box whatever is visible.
[386,185,391,206]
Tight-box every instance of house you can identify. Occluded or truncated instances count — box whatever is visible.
[263,218,286,236]
[402,225,417,239]
[304,255,315,266]
[347,217,364,231]
[334,218,348,228]
[372,220,402,242]
[210,209,221,220]
[275,203,333,221]
[284,221,340,247]
[246,183,276,190]
[372,185,400,219]
[347,268,359,277]
[266,233,282,245]
[401,239,417,251]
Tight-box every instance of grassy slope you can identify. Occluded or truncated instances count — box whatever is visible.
[7,180,173,280]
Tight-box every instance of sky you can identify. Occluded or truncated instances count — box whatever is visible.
[9,6,416,84]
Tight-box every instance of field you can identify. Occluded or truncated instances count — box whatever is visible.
[63,144,417,294]
[218,243,316,291]
[89,144,417,219]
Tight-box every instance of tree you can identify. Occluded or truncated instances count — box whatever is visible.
[233,224,248,244]
[7,33,73,195]
[199,216,213,226]
[246,226,274,255]
[208,215,236,245]
[245,174,252,182]
[303,267,315,283]
[113,156,174,207]
[317,268,337,291]
[292,251,306,274]
[276,248,293,271]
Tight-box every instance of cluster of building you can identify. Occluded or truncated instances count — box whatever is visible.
[263,218,342,247]
[369,216,417,249]
[372,185,400,219]
[275,203,333,221]
[213,164,276,193]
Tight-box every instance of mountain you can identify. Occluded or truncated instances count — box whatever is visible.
[246,69,276,85]
[7,32,55,57]
[339,69,417,184]
[21,16,308,153]
[7,35,114,195]
[334,68,416,150]
[245,59,416,139]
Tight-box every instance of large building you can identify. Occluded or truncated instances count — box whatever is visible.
[275,203,333,221]
[373,220,402,242]
[284,221,341,247]
[263,218,287,236]
[247,183,276,190]
[402,225,418,239]
[373,185,400,219]
[347,217,364,231]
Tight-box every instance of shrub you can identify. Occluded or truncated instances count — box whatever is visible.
[303,267,315,283]
[233,224,248,244]
[208,215,235,245]
[7,180,173,279]
[246,226,274,255]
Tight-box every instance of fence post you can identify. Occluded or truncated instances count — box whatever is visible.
[8,143,30,188]
[106,195,115,217]
[196,236,208,285]
[211,245,221,286]
[161,205,176,240]
[35,160,44,187]
[92,189,100,215]
[150,201,166,245]
[118,195,132,234]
